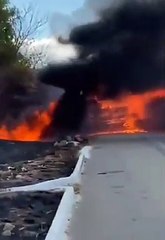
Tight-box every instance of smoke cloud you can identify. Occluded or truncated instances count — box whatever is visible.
[50,0,119,38]
[0,67,63,129]
[40,0,165,133]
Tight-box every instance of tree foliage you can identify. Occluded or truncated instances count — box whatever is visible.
[0,0,46,68]
[11,4,47,68]
[0,0,17,65]
[0,0,47,94]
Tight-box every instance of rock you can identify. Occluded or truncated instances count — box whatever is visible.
[3,223,15,231]
[8,166,16,171]
[54,141,58,147]
[74,135,88,143]
[54,140,68,147]
[15,174,32,181]
[74,135,83,142]
[70,141,79,147]
[2,230,12,236]
[15,174,23,179]
[21,167,28,172]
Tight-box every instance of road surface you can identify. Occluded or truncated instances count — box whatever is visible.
[70,135,165,240]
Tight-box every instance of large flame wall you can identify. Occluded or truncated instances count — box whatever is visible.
[90,89,165,136]
[0,103,56,141]
[0,88,165,141]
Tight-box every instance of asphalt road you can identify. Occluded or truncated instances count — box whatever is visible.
[70,134,165,240]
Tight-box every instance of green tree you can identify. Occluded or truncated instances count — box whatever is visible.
[0,0,46,68]
[0,0,41,93]
[0,0,17,65]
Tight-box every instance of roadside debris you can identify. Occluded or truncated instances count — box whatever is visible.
[54,135,89,148]
[0,135,88,189]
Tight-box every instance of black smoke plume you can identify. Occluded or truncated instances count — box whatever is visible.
[0,67,62,130]
[39,0,165,133]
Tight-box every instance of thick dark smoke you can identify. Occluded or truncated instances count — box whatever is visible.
[40,0,165,133]
[39,61,98,136]
[0,67,63,130]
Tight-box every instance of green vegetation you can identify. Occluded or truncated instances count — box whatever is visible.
[0,0,19,65]
[0,0,47,92]
[0,0,46,68]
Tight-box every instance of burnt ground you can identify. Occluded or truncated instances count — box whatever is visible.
[0,140,80,189]
[0,140,81,239]
[0,191,63,240]
[0,140,55,164]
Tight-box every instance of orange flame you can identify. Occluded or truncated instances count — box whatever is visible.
[91,89,165,136]
[1,88,165,141]
[0,102,56,141]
